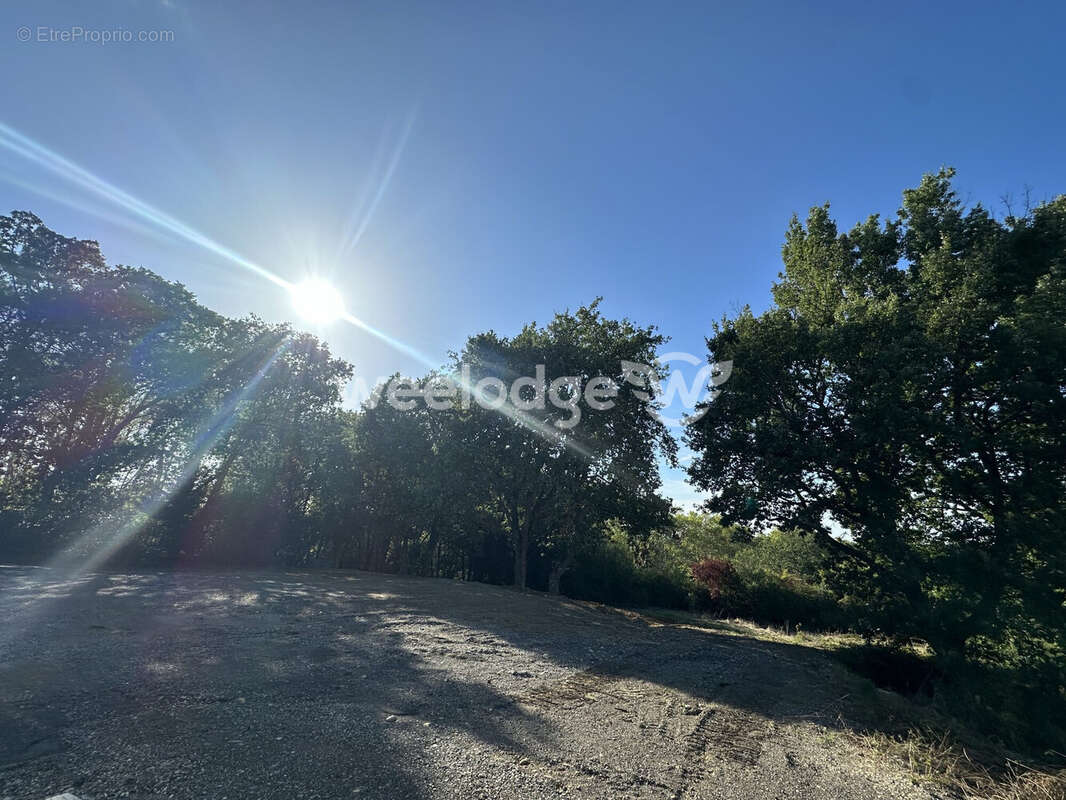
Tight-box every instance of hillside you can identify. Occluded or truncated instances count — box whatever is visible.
[0,566,939,800]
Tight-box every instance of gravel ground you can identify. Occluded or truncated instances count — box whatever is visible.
[0,565,938,799]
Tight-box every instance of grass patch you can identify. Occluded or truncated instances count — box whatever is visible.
[864,728,1066,799]
[638,606,1066,799]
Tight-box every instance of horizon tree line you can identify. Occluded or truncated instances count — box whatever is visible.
[2,171,1063,713]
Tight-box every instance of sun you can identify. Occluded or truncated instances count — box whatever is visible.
[290,278,345,325]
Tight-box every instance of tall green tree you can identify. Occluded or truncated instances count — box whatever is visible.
[1,211,355,567]
[1,211,231,555]
[457,301,676,591]
[686,171,1066,670]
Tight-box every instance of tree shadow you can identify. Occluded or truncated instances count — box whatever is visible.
[0,568,557,799]
[0,566,953,798]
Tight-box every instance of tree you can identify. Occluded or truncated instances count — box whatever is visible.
[457,300,676,591]
[686,171,1066,672]
[0,211,355,568]
[1,211,232,557]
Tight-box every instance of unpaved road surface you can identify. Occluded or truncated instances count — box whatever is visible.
[0,566,936,799]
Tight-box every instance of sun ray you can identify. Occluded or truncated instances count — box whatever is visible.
[0,119,594,468]
[338,107,417,257]
[0,337,293,647]
[49,337,292,578]
[0,121,291,290]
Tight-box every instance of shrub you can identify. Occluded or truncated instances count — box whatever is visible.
[732,569,842,630]
[577,517,847,631]
[691,557,737,601]
[562,537,690,609]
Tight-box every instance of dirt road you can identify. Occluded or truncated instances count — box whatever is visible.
[0,566,936,799]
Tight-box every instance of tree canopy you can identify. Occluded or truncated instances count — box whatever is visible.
[685,170,1066,673]
[0,213,675,592]
[3,178,1065,750]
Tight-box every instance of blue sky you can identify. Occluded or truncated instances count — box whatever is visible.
[3,0,1065,506]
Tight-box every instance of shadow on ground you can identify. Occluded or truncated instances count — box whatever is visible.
[0,566,929,800]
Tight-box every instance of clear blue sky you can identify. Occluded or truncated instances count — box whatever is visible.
[3,0,1065,506]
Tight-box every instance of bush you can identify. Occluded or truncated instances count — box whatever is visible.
[688,556,841,629]
[733,570,842,629]
[691,557,736,600]
[832,642,1066,755]
[935,653,1066,754]
[583,519,848,630]
[833,643,940,696]
[562,537,690,609]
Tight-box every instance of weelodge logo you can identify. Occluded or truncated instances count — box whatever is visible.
[349,354,732,429]
[622,352,733,426]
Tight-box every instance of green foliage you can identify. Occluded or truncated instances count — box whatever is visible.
[724,569,841,630]
[455,301,677,589]
[4,185,1063,754]
[647,511,742,566]
[1,212,352,567]
[685,170,1066,752]
[583,513,844,630]
[0,216,676,593]
[561,533,690,608]
[731,528,826,582]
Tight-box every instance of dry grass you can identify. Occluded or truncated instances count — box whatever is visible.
[636,606,860,650]
[637,607,1066,800]
[865,728,1066,799]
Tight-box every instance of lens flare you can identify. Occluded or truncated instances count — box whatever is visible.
[0,120,595,465]
[0,122,291,290]
[290,278,345,325]
[338,107,417,258]
[0,338,293,647]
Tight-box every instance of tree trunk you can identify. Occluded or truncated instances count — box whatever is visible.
[547,566,562,595]
[547,552,575,595]
[513,528,528,590]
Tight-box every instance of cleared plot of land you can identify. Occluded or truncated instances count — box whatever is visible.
[0,566,936,800]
